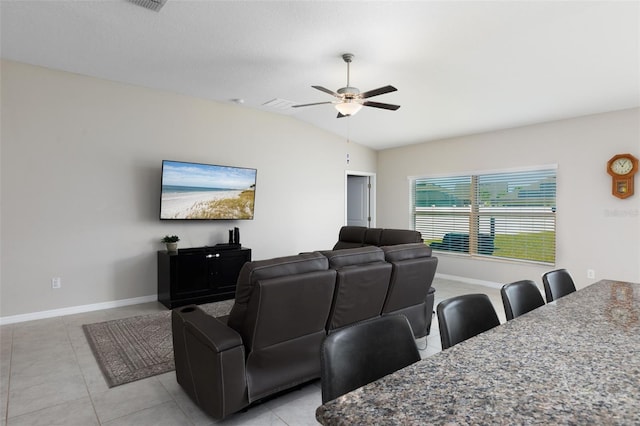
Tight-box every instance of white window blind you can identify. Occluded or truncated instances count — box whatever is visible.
[412,167,556,264]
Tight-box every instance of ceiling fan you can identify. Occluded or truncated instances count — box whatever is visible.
[292,53,400,118]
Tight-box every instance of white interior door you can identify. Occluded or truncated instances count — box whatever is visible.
[346,174,373,227]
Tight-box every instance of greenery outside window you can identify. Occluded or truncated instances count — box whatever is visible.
[412,166,557,264]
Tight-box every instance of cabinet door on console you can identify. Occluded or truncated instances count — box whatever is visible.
[211,250,251,296]
[173,252,212,299]
[157,247,252,309]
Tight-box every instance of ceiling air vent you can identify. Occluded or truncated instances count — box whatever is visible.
[128,0,168,12]
[261,98,298,115]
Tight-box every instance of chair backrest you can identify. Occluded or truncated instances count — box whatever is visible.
[379,229,423,246]
[501,280,545,321]
[542,269,576,302]
[320,315,420,403]
[333,226,367,250]
[226,252,337,401]
[363,228,383,246]
[436,293,500,349]
[322,246,392,332]
[380,243,438,338]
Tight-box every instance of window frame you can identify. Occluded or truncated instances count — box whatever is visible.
[409,165,557,265]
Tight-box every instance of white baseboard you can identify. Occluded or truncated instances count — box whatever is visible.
[0,295,158,325]
[1,275,501,325]
[435,273,502,289]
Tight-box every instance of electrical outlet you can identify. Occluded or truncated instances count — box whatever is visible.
[51,277,61,289]
[587,269,595,280]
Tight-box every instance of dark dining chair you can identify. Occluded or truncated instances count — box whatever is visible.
[320,315,420,403]
[437,293,500,350]
[501,280,545,321]
[542,269,576,302]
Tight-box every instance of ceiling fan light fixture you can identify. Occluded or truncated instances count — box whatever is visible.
[335,101,363,116]
[292,53,400,117]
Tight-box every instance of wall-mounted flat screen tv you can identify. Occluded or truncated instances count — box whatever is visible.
[160,160,257,220]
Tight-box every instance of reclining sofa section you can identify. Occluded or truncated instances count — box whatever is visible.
[172,252,336,420]
[172,243,437,420]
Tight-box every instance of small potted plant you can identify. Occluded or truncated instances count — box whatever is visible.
[162,235,180,252]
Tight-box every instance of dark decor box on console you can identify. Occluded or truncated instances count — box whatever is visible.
[157,246,251,309]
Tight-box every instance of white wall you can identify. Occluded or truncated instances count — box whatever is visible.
[377,108,640,289]
[0,60,377,317]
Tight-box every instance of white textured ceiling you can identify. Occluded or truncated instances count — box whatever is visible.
[1,0,639,150]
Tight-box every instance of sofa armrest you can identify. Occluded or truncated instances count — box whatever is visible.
[183,307,243,352]
[172,306,248,420]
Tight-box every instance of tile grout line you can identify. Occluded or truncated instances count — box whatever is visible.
[64,316,102,425]
[4,326,14,425]
[156,375,198,426]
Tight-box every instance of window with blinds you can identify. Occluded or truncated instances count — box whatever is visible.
[412,167,556,264]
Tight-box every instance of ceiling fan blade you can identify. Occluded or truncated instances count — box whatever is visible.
[363,101,401,111]
[292,101,334,108]
[312,85,341,98]
[360,85,397,99]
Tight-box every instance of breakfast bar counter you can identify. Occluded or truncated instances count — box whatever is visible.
[316,280,640,425]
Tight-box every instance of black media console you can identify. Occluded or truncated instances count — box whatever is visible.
[157,246,251,309]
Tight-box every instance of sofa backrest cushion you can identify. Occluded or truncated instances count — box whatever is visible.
[382,242,432,261]
[381,244,438,309]
[381,243,438,338]
[226,251,337,401]
[333,226,367,250]
[243,269,336,401]
[322,246,392,331]
[244,272,335,350]
[228,252,329,332]
[322,245,386,268]
[363,228,383,246]
[333,226,423,250]
[379,229,423,246]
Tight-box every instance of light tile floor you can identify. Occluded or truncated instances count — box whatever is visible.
[0,278,503,426]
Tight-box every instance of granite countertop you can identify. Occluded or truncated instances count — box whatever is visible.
[316,280,640,425]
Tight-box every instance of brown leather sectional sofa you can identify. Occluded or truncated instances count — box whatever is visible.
[171,232,437,420]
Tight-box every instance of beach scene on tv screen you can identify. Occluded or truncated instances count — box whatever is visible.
[161,161,256,219]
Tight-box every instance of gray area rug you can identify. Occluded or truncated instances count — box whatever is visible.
[83,300,234,387]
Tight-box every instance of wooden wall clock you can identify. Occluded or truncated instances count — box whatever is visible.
[607,153,638,199]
